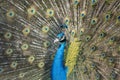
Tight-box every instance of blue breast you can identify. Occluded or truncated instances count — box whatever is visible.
[51,42,67,80]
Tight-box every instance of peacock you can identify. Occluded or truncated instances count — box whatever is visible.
[52,32,67,80]
[0,0,120,80]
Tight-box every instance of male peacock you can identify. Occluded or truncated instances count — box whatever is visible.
[0,0,120,80]
[52,32,67,80]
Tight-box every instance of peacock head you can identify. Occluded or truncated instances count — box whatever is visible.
[54,32,66,43]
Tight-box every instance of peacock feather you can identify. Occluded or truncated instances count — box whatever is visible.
[65,38,81,77]
[0,0,120,80]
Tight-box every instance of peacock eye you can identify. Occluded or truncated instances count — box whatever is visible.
[80,28,85,35]
[21,43,29,51]
[65,20,68,22]
[85,36,91,42]
[109,37,115,42]
[30,9,35,14]
[44,41,50,48]
[71,30,76,37]
[38,62,45,68]
[99,32,106,38]
[91,62,96,69]
[10,62,18,69]
[109,57,114,63]
[105,14,111,21]
[71,32,74,35]
[65,19,69,24]
[22,27,30,36]
[95,73,101,80]
[80,31,83,35]
[81,14,84,16]
[91,19,97,25]
[110,71,117,79]
[7,10,15,18]
[100,52,106,58]
[0,68,3,73]
[74,0,78,4]
[73,0,80,6]
[4,32,12,39]
[91,18,97,25]
[91,46,97,51]
[75,1,78,3]
[42,26,49,33]
[46,9,54,17]
[80,11,86,18]
[49,11,52,14]
[64,17,70,25]
[19,73,25,78]
[28,55,35,64]
[28,7,36,15]
[9,12,14,17]
[117,15,120,21]
[6,48,13,55]
[91,0,98,5]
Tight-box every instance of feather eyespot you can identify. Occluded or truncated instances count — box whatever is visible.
[10,62,18,69]
[91,46,97,51]
[80,11,86,18]
[71,30,76,37]
[42,26,49,33]
[46,9,54,17]
[28,7,36,15]
[99,32,106,38]
[44,41,50,48]
[22,27,30,36]
[4,32,12,40]
[6,48,13,56]
[117,16,120,21]
[110,71,117,79]
[85,36,91,42]
[91,62,96,69]
[105,14,111,21]
[91,18,98,25]
[116,15,120,23]
[64,17,70,25]
[95,73,101,80]
[100,52,106,59]
[21,43,29,51]
[109,57,114,63]
[38,62,45,68]
[109,37,115,42]
[19,73,25,78]
[73,0,80,6]
[91,0,98,6]
[80,28,85,35]
[28,56,35,64]
[7,10,15,18]
[0,68,3,73]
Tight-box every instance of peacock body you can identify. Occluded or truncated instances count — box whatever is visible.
[51,32,67,80]
[0,0,120,80]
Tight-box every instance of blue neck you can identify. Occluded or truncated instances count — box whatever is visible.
[51,42,67,80]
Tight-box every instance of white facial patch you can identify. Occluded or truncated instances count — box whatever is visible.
[54,38,59,43]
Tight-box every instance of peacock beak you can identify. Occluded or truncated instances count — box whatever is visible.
[54,38,59,43]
